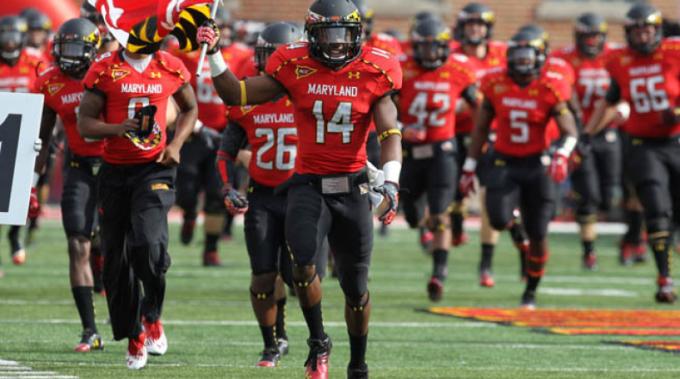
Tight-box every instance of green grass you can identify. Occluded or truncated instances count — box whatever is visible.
[0,220,678,378]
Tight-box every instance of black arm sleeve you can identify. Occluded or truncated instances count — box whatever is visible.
[219,122,248,158]
[604,79,621,105]
[461,84,479,107]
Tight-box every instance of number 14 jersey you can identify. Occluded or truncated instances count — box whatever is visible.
[265,42,402,175]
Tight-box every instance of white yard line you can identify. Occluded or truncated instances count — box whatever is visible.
[0,359,76,379]
[539,287,638,297]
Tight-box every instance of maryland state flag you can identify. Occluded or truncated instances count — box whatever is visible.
[91,0,213,53]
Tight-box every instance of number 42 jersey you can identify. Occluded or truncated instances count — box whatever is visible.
[266,42,402,175]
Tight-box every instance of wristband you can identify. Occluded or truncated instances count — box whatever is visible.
[558,136,578,156]
[209,52,229,77]
[462,157,477,172]
[382,160,401,184]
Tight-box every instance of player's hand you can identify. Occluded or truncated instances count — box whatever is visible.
[662,106,680,126]
[458,169,476,197]
[223,187,248,215]
[570,135,591,169]
[374,181,399,225]
[115,119,139,136]
[198,125,222,150]
[156,143,181,166]
[548,151,570,183]
[401,124,427,144]
[197,20,220,54]
[28,187,40,219]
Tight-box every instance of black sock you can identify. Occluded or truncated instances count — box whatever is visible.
[526,275,541,292]
[509,222,527,245]
[301,302,325,340]
[259,325,276,349]
[432,249,448,280]
[480,244,494,271]
[205,234,219,253]
[348,333,368,367]
[223,214,234,236]
[276,298,287,340]
[72,287,97,332]
[624,210,643,244]
[451,212,464,236]
[651,235,671,278]
[582,240,594,256]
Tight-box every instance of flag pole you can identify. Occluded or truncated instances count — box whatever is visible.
[196,0,222,77]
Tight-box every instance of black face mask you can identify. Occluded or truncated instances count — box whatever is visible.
[508,46,540,77]
[309,24,362,69]
[55,40,97,78]
[413,41,449,70]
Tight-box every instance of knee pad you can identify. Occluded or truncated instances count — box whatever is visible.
[345,292,370,313]
[251,272,278,301]
[292,265,318,289]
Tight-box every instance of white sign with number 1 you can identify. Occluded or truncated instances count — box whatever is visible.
[0,93,44,225]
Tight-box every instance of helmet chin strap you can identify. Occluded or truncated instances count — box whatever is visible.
[1,49,20,60]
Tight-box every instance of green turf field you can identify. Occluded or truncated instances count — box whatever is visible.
[0,220,678,378]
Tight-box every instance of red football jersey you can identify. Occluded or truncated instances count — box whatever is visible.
[266,43,402,175]
[552,44,619,123]
[605,38,680,138]
[179,44,254,131]
[82,50,190,165]
[228,97,297,187]
[452,41,507,134]
[366,33,403,57]
[541,56,577,144]
[399,54,476,142]
[0,50,41,92]
[481,69,571,157]
[35,65,104,157]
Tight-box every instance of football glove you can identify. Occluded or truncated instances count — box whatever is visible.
[197,20,220,54]
[458,158,477,197]
[28,187,40,219]
[132,105,157,139]
[373,181,399,225]
[198,125,222,151]
[401,124,427,144]
[223,187,248,215]
[662,106,680,127]
[548,151,570,183]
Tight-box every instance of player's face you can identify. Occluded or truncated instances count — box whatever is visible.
[414,41,447,68]
[315,26,359,61]
[508,46,536,76]
[629,24,656,47]
[463,20,487,43]
[0,31,22,58]
[27,30,48,48]
[581,33,603,49]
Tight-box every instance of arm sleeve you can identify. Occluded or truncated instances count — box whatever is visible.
[461,84,479,107]
[605,79,621,105]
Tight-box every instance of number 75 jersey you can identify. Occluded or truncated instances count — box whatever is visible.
[605,38,680,138]
[266,42,402,175]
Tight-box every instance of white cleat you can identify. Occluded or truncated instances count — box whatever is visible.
[144,321,168,356]
[126,345,148,370]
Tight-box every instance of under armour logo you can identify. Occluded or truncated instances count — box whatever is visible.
[348,71,361,79]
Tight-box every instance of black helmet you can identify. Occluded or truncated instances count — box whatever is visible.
[455,3,494,45]
[410,11,441,35]
[0,16,28,64]
[53,18,101,78]
[518,24,550,54]
[574,12,607,58]
[624,3,662,55]
[507,30,546,79]
[411,18,451,70]
[80,2,113,44]
[20,8,52,32]
[255,22,303,72]
[305,0,363,69]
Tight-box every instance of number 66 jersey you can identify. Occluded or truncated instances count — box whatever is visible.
[265,42,402,175]
[605,38,680,138]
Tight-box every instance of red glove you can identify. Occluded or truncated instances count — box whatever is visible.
[28,187,40,219]
[458,158,477,197]
[402,124,427,144]
[197,20,220,53]
[548,151,570,183]
[223,188,248,216]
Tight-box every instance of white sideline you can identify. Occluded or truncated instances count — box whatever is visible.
[0,359,77,379]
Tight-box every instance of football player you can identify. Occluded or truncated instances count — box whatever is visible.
[585,3,680,303]
[551,13,621,270]
[398,18,477,301]
[78,33,198,368]
[200,0,402,377]
[175,6,253,265]
[0,15,41,266]
[32,17,104,353]
[217,21,302,368]
[352,0,402,57]
[459,29,578,309]
[19,8,52,63]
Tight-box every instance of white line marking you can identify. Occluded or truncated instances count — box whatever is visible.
[539,287,638,297]
[0,359,77,379]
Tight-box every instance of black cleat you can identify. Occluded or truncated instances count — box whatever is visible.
[256,346,281,367]
[305,336,332,379]
[180,219,195,245]
[347,362,369,379]
[656,277,677,304]
[74,329,104,352]
[520,290,536,310]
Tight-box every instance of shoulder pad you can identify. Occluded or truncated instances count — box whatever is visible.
[375,33,396,42]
